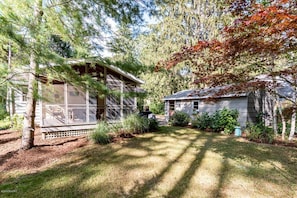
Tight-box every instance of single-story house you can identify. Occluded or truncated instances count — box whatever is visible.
[8,60,144,139]
[164,87,275,128]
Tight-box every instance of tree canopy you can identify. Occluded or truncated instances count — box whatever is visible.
[159,0,297,140]
[0,0,157,149]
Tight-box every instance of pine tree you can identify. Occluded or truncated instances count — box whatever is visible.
[0,0,154,149]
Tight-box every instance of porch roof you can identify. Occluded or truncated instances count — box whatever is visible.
[10,58,144,85]
[68,59,144,84]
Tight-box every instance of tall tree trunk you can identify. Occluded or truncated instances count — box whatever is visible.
[272,96,278,135]
[21,52,38,150]
[289,85,297,141]
[21,1,42,150]
[289,105,296,141]
[6,41,13,121]
[275,94,286,140]
[6,41,12,113]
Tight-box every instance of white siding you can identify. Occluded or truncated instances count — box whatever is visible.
[14,89,41,125]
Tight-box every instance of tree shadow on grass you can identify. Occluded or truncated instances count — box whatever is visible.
[0,137,20,145]
[210,136,297,196]
[0,127,194,197]
[0,132,13,136]
[1,127,297,197]
[0,150,19,167]
[165,135,213,198]
[119,130,214,198]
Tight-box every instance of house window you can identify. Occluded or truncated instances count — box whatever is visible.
[193,101,199,112]
[69,91,80,96]
[22,91,27,102]
[169,101,175,111]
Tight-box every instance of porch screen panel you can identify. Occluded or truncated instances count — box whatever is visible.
[89,93,97,122]
[123,83,135,116]
[42,84,66,126]
[106,74,121,121]
[68,85,87,124]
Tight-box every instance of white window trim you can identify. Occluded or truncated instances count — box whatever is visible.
[193,100,199,113]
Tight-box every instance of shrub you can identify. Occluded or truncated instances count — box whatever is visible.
[193,108,239,134]
[148,118,159,131]
[90,121,111,144]
[212,108,239,134]
[277,122,290,137]
[169,111,190,127]
[0,116,11,130]
[11,114,24,130]
[123,114,149,134]
[110,122,124,135]
[194,112,212,130]
[246,122,274,144]
[0,105,8,120]
[149,102,165,114]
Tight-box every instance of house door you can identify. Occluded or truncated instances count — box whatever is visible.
[169,100,175,116]
[96,96,105,120]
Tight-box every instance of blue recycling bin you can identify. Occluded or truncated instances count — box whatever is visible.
[234,126,242,137]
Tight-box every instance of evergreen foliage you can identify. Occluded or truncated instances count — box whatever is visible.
[0,0,158,149]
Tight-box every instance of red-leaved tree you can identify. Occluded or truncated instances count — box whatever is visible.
[158,0,297,140]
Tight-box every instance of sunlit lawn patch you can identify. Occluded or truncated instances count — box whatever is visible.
[1,126,297,197]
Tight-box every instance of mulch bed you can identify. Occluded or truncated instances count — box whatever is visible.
[0,128,138,178]
[0,128,88,176]
[239,132,297,148]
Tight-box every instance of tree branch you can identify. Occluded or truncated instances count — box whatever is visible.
[46,0,73,9]
[0,71,35,85]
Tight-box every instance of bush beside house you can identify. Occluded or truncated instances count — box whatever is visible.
[192,108,239,134]
[169,111,190,127]
[90,114,159,144]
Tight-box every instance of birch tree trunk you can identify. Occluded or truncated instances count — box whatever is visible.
[289,105,296,141]
[272,97,278,135]
[289,83,297,141]
[275,94,286,140]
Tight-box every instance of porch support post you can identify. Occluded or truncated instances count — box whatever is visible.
[64,83,69,124]
[86,89,90,123]
[38,81,43,126]
[104,66,107,120]
[134,85,137,112]
[120,76,124,118]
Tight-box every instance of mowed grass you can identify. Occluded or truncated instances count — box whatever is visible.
[1,126,297,198]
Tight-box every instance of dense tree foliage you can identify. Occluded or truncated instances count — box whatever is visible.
[134,0,233,110]
[0,0,157,149]
[160,0,297,140]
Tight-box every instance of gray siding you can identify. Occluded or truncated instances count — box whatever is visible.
[247,90,274,126]
[198,97,248,128]
[175,100,193,114]
[165,97,248,128]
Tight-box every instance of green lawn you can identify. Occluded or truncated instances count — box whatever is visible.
[1,126,297,198]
